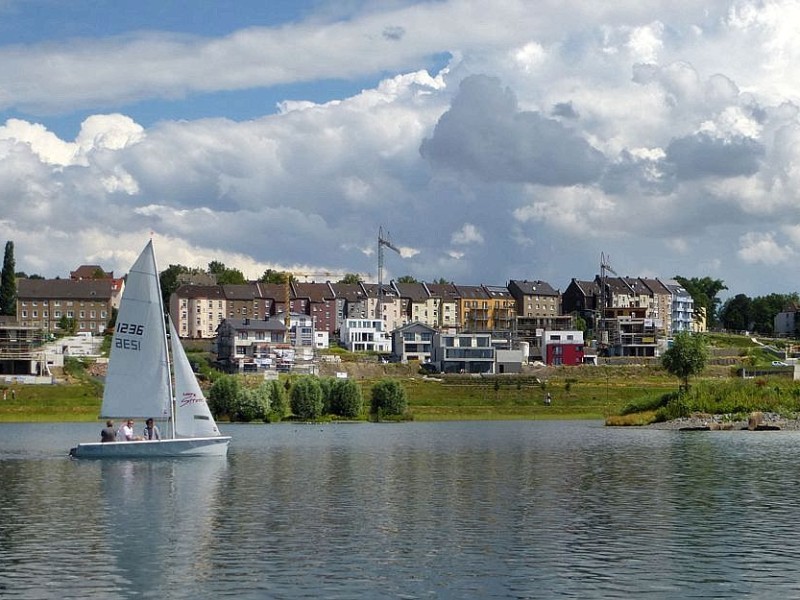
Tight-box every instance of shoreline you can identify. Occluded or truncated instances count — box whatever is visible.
[647,412,800,431]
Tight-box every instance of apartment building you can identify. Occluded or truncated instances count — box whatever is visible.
[17,278,118,334]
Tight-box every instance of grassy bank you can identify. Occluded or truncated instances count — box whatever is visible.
[0,364,677,423]
[0,382,102,422]
[607,376,800,426]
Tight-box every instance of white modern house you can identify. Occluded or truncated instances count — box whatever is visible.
[339,318,391,353]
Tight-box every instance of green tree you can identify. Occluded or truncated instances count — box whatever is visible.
[259,269,289,284]
[674,276,727,329]
[15,271,43,279]
[58,316,77,335]
[330,378,363,418]
[718,294,752,332]
[231,383,271,422]
[290,376,324,420]
[1,241,16,316]
[370,378,408,419]
[160,264,192,308]
[661,332,709,392]
[208,374,241,418]
[396,275,418,283]
[338,273,363,284]
[215,268,247,285]
[207,260,226,275]
[267,379,288,421]
[751,293,798,335]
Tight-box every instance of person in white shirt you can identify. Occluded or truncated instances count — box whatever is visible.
[118,419,138,441]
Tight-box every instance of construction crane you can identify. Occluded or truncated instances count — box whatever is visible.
[598,252,618,347]
[377,226,401,321]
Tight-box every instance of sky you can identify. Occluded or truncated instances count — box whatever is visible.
[1,0,799,301]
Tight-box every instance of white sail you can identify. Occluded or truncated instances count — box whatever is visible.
[169,317,222,438]
[71,240,230,458]
[101,240,171,420]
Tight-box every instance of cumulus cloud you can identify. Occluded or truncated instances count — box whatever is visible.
[665,132,764,179]
[2,0,800,297]
[451,223,484,245]
[420,75,606,185]
[738,232,794,265]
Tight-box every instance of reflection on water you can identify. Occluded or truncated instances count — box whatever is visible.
[3,421,800,598]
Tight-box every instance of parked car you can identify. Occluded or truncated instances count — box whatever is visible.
[771,361,788,367]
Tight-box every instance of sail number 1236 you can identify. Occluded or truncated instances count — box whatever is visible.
[116,322,144,350]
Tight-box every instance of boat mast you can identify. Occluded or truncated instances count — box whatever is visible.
[150,240,176,439]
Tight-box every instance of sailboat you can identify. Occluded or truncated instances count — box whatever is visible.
[70,240,230,458]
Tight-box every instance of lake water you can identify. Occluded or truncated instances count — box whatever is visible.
[2,420,800,599]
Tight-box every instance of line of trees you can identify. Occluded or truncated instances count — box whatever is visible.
[206,373,409,422]
[717,292,799,336]
[673,276,797,336]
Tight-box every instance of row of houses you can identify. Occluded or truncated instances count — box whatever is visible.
[167,276,695,340]
[10,263,698,373]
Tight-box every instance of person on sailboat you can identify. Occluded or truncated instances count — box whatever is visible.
[100,420,117,442]
[143,418,161,441]
[118,419,140,441]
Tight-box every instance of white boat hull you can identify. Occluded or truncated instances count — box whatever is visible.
[70,436,231,458]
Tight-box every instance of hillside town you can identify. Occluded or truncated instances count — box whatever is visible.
[3,254,798,380]
[0,254,697,377]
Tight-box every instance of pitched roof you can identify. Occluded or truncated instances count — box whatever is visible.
[18,278,114,300]
[222,317,285,332]
[508,279,559,296]
[173,284,225,300]
[329,283,367,302]
[484,284,513,299]
[455,284,490,300]
[392,282,430,302]
[568,279,600,296]
[424,283,459,301]
[70,265,113,279]
[640,278,671,296]
[222,284,259,301]
[292,282,335,303]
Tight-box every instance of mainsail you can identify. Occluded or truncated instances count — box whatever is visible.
[71,239,230,458]
[101,240,171,420]
[169,317,221,438]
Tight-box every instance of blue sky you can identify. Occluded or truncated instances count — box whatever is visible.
[0,0,799,302]
[0,1,436,137]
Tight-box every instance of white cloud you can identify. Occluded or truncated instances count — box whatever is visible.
[451,223,484,245]
[737,232,794,265]
[3,1,800,298]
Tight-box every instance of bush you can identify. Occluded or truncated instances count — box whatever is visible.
[208,375,241,418]
[329,378,363,418]
[619,393,670,415]
[267,379,288,421]
[290,376,324,420]
[231,384,271,422]
[370,379,408,419]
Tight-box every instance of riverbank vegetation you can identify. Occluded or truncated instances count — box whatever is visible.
[1,333,798,424]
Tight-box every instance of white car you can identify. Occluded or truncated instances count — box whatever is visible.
[772,361,788,367]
